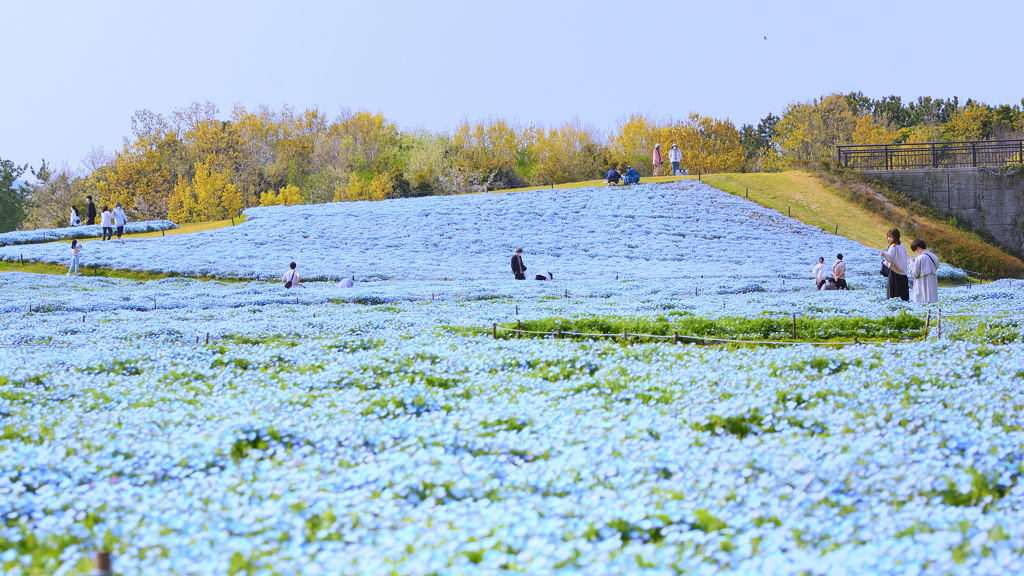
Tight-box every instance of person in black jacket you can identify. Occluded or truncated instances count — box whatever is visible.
[605,167,621,185]
[85,196,97,225]
[511,248,526,280]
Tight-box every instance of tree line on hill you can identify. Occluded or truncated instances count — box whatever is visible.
[2,93,1023,231]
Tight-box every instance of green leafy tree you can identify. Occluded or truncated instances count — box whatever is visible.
[0,157,30,232]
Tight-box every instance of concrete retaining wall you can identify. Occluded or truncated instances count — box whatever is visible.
[865,168,1024,256]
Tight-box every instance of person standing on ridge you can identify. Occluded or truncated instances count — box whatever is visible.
[511,248,527,280]
[669,144,683,175]
[652,144,663,176]
[114,203,128,239]
[86,196,97,225]
[100,206,114,241]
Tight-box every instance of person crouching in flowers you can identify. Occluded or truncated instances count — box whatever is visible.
[910,238,939,303]
[282,262,302,289]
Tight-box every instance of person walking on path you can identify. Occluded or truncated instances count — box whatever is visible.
[880,228,910,301]
[668,144,683,175]
[652,144,663,176]
[70,205,82,227]
[100,206,114,241]
[67,240,82,276]
[910,239,939,303]
[511,248,527,280]
[86,196,97,225]
[282,262,302,288]
[811,257,826,289]
[113,203,128,239]
[832,254,847,289]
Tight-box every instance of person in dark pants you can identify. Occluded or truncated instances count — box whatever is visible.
[881,228,909,301]
[605,167,621,185]
[86,196,97,225]
[511,248,527,280]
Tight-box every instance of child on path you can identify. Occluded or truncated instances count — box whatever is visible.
[100,206,114,241]
[67,240,81,276]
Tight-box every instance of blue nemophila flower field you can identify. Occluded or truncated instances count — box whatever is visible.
[2,182,1023,575]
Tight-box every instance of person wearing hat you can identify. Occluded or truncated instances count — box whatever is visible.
[668,144,683,175]
[652,144,663,176]
[511,248,527,280]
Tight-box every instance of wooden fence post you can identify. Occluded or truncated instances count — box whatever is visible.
[492,323,497,339]
[673,331,679,345]
[938,308,942,340]
[94,551,112,576]
[517,320,521,339]
[206,332,210,345]
[622,328,628,343]
[792,312,797,340]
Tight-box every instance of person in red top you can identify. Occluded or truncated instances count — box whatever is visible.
[652,144,663,176]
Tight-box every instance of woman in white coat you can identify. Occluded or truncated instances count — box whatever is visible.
[70,205,82,227]
[910,239,939,303]
[113,203,128,239]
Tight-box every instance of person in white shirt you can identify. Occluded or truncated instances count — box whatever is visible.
[70,205,82,227]
[910,239,939,303]
[810,257,826,289]
[668,144,683,175]
[338,278,354,288]
[832,254,847,290]
[534,270,553,281]
[100,206,114,241]
[282,262,302,289]
[880,228,909,301]
[113,203,128,239]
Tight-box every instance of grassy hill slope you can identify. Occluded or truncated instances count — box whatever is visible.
[698,170,1024,280]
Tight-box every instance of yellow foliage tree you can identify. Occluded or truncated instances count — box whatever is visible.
[775,93,895,167]
[259,184,304,207]
[168,160,238,223]
[944,102,988,141]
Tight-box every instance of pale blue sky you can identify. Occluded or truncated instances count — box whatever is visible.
[3,0,1022,176]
